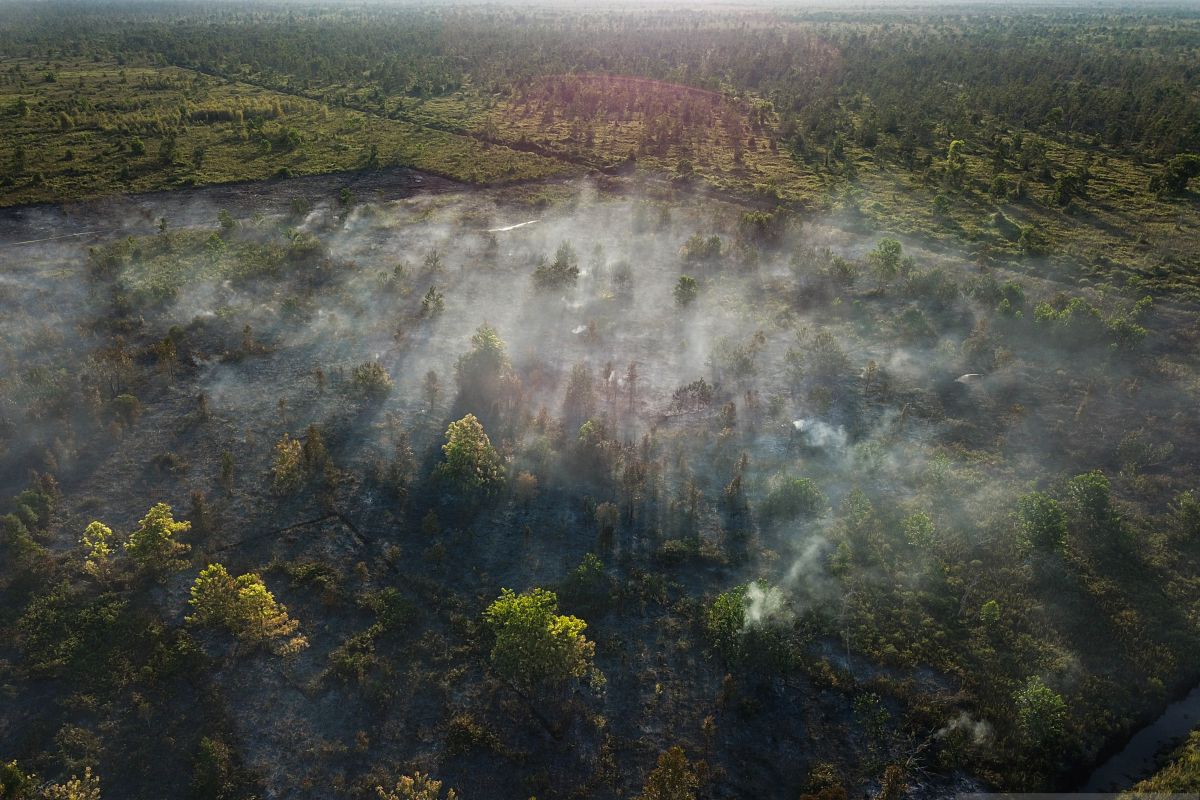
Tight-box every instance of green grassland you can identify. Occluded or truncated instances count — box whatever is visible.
[1125,730,1200,794]
[0,57,572,206]
[394,82,1200,300]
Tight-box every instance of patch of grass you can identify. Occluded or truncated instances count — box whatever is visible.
[0,57,572,207]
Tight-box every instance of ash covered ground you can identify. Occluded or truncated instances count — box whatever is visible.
[2,173,1200,799]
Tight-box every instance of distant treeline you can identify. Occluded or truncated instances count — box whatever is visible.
[1,2,1198,157]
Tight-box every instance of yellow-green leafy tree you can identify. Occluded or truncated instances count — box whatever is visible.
[125,503,190,573]
[188,563,307,655]
[186,563,239,626]
[483,587,594,693]
[436,414,504,497]
[639,747,699,800]
[42,766,101,800]
[80,521,114,578]
[376,772,458,800]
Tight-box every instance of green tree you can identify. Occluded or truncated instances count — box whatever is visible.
[422,370,441,412]
[436,414,504,496]
[1171,490,1200,539]
[705,586,747,660]
[509,465,536,499]
[455,324,511,410]
[423,248,443,274]
[867,238,903,291]
[902,511,936,548]
[457,325,508,379]
[483,587,594,691]
[220,451,235,492]
[704,581,791,670]
[187,563,239,627]
[234,573,306,653]
[301,424,331,479]
[1013,675,1068,750]
[932,193,952,218]
[11,145,27,176]
[980,599,1002,627]
[595,501,619,546]
[421,285,445,317]
[125,502,190,572]
[639,746,699,800]
[761,477,826,522]
[674,275,699,307]
[945,139,966,188]
[802,329,851,381]
[1015,492,1067,552]
[191,737,241,800]
[560,552,611,615]
[1066,470,1116,533]
[562,363,596,428]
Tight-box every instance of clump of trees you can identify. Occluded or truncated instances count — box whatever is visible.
[680,233,722,264]
[43,767,101,800]
[3,479,58,567]
[533,241,580,289]
[1033,295,1152,350]
[0,763,102,800]
[759,476,825,522]
[188,563,308,655]
[704,581,793,671]
[350,361,394,400]
[483,587,595,692]
[0,762,100,800]
[376,772,458,800]
[668,378,714,415]
[638,746,701,800]
[1149,154,1200,195]
[273,426,334,494]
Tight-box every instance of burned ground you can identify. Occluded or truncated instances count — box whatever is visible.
[2,172,1200,798]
